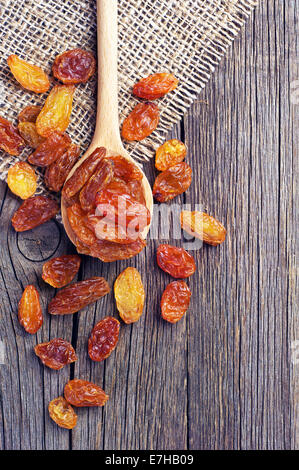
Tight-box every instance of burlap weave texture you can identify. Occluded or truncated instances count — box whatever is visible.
[0,0,257,193]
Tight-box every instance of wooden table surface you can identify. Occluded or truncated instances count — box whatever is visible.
[0,0,298,450]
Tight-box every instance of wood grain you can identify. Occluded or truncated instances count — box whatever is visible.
[0,0,297,449]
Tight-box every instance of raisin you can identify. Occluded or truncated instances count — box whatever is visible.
[95,188,151,233]
[91,237,146,261]
[0,115,24,155]
[79,158,113,212]
[108,155,143,182]
[48,277,110,315]
[75,238,92,256]
[44,143,80,192]
[28,132,71,167]
[18,122,45,149]
[153,162,192,202]
[161,281,191,323]
[67,203,97,246]
[85,214,134,244]
[36,85,75,137]
[99,176,147,220]
[96,177,132,211]
[35,338,77,370]
[127,179,146,205]
[133,72,179,100]
[121,102,160,141]
[62,147,106,200]
[76,237,146,262]
[114,267,145,324]
[64,379,109,407]
[180,211,227,246]
[88,317,120,362]
[103,178,130,200]
[12,195,59,232]
[53,48,96,84]
[63,192,80,208]
[7,161,37,199]
[48,397,77,429]
[18,285,43,334]
[42,255,81,288]
[155,139,186,171]
[18,105,41,123]
[7,54,50,93]
[157,244,196,278]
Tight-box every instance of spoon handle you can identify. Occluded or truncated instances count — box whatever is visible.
[92,0,123,152]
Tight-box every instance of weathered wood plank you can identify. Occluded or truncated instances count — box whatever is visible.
[185,0,298,450]
[282,0,299,451]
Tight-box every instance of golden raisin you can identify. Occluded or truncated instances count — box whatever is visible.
[36,85,75,137]
[180,211,226,246]
[155,139,187,171]
[48,397,77,429]
[7,54,50,93]
[7,162,37,199]
[18,285,43,334]
[114,267,145,324]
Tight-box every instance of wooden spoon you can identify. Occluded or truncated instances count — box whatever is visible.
[61,0,153,247]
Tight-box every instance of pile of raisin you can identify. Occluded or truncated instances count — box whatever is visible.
[17,254,147,429]
[18,253,113,429]
[63,149,150,261]
[1,47,228,433]
[1,50,96,232]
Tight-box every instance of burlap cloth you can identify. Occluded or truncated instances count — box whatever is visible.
[0,0,257,195]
